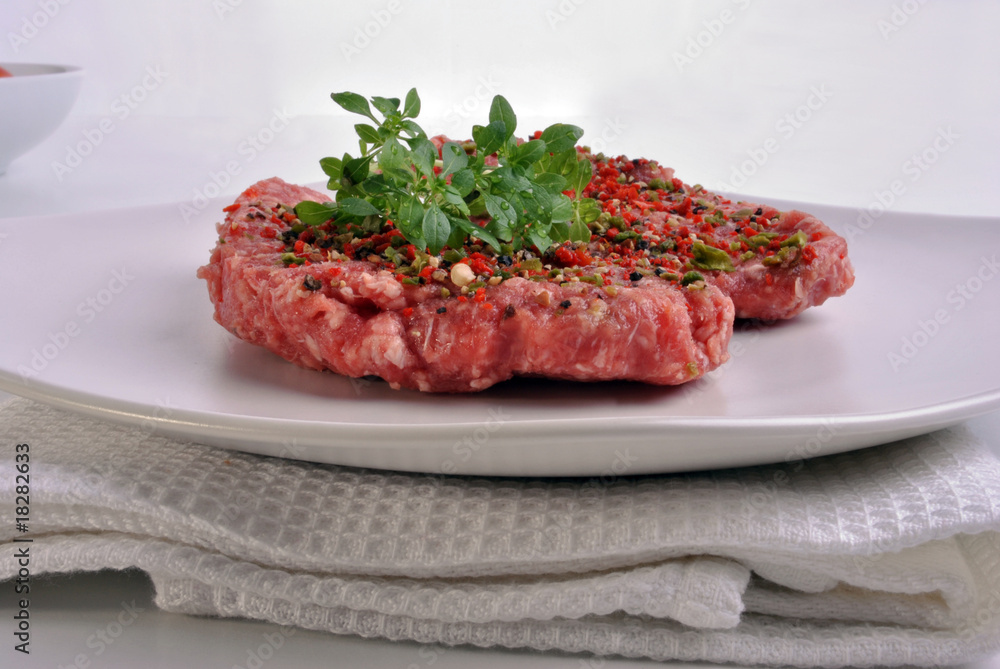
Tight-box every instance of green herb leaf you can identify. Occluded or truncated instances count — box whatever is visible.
[337,197,382,217]
[378,136,409,174]
[540,123,584,153]
[533,172,568,193]
[395,195,425,246]
[343,155,373,186]
[402,88,421,118]
[320,156,343,180]
[472,120,507,157]
[575,197,602,224]
[488,95,517,141]
[361,174,395,195]
[423,204,451,255]
[569,217,590,243]
[482,192,517,236]
[489,166,531,196]
[355,123,381,146]
[450,168,476,197]
[408,136,437,177]
[331,92,376,122]
[527,226,554,254]
[572,157,593,196]
[440,184,470,213]
[551,194,574,224]
[514,139,547,166]
[440,142,468,176]
[399,119,426,138]
[370,96,400,116]
[295,201,338,225]
[301,89,596,256]
[454,217,501,251]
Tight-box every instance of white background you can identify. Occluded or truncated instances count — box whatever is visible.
[1,0,998,218]
[2,1,1000,667]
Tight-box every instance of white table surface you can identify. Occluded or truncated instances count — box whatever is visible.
[2,0,999,665]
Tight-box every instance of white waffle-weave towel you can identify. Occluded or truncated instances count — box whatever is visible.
[3,396,1000,667]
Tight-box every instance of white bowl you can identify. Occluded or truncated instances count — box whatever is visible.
[0,63,83,175]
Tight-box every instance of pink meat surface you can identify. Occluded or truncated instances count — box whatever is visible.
[582,153,855,321]
[198,178,734,392]
[704,209,854,320]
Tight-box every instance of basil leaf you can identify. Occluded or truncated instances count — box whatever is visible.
[402,88,421,119]
[472,120,506,156]
[572,157,593,195]
[343,155,373,186]
[482,192,517,236]
[308,89,600,256]
[423,204,451,255]
[551,194,574,224]
[337,197,382,217]
[445,224,467,251]
[528,183,555,213]
[440,142,468,176]
[518,190,543,221]
[408,136,437,177]
[378,136,408,174]
[395,195,425,247]
[549,222,570,244]
[320,156,342,180]
[488,95,517,141]
[454,217,501,251]
[331,92,376,122]
[450,168,476,197]
[575,198,602,224]
[370,96,400,117]
[540,123,584,153]
[514,139,546,166]
[354,123,381,145]
[441,185,471,216]
[360,174,395,195]
[380,167,414,187]
[527,226,553,254]
[533,172,568,193]
[400,119,426,138]
[489,166,529,196]
[295,201,338,226]
[467,194,487,218]
[539,148,575,177]
[569,218,590,243]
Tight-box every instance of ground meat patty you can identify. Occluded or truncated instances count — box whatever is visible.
[198,178,735,393]
[703,209,854,320]
[580,153,855,321]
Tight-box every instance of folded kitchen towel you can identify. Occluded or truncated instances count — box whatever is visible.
[3,396,1000,667]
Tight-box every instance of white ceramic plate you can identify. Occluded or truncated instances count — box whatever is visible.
[1,196,998,476]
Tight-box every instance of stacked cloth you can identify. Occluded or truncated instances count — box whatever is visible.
[3,396,1000,667]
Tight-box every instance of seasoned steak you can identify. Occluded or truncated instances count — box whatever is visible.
[198,140,854,392]
[198,178,734,392]
[578,152,855,320]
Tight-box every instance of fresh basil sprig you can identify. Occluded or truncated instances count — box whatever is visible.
[295,89,600,255]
